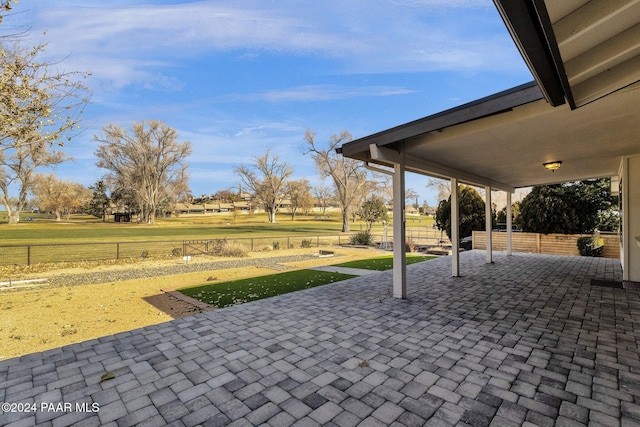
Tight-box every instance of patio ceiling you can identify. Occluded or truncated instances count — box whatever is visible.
[339,0,640,192]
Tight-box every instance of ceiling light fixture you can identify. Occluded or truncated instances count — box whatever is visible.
[543,161,562,171]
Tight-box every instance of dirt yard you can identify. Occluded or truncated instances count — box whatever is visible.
[0,247,386,360]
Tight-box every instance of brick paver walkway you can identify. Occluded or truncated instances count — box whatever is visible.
[1,251,639,426]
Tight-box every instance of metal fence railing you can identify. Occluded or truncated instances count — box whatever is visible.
[0,234,353,267]
[0,240,186,267]
[0,227,448,267]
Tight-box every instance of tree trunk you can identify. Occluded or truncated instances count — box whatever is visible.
[341,207,350,232]
[269,210,276,223]
[8,211,20,225]
[3,196,21,224]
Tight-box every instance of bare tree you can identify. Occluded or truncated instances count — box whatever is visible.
[405,188,420,208]
[312,185,333,215]
[1,42,90,152]
[286,178,313,221]
[213,189,240,203]
[427,178,451,203]
[0,40,90,224]
[304,129,373,232]
[235,149,292,224]
[32,174,90,221]
[94,121,192,224]
[0,139,66,224]
[0,1,19,26]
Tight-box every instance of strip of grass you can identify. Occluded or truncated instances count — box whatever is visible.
[332,254,437,271]
[179,269,356,308]
[0,212,434,244]
[0,220,346,244]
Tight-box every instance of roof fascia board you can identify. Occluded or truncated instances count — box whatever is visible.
[340,82,543,158]
[493,0,568,107]
[531,0,576,108]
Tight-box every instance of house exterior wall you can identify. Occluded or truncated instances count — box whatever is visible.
[620,155,640,282]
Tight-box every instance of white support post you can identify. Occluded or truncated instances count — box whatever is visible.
[506,191,513,256]
[393,160,407,298]
[485,186,493,263]
[451,178,460,277]
[368,143,407,297]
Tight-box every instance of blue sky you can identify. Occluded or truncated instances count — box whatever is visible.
[5,0,532,206]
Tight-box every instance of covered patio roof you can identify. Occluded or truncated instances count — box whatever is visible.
[339,80,640,192]
[339,0,640,191]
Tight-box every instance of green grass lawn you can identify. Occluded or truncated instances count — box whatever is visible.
[0,211,436,266]
[0,211,435,245]
[332,254,437,271]
[179,269,356,308]
[0,214,347,244]
[179,254,436,309]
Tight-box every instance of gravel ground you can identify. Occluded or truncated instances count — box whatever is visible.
[0,248,383,359]
[46,254,320,287]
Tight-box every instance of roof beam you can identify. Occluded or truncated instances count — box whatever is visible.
[369,144,514,193]
[572,54,640,105]
[369,144,401,165]
[554,0,640,48]
[564,23,640,86]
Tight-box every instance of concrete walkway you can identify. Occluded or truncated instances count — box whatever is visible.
[1,251,639,427]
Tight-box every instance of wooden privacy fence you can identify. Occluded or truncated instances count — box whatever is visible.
[472,231,620,258]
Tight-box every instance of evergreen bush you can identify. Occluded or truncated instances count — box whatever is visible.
[350,230,374,246]
[577,236,604,257]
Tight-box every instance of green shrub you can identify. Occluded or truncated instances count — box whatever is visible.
[577,236,604,257]
[171,247,182,257]
[301,239,313,248]
[272,241,280,250]
[350,230,374,246]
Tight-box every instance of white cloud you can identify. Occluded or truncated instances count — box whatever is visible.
[179,119,304,165]
[4,0,527,201]
[19,0,517,89]
[218,85,415,103]
[232,122,302,138]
